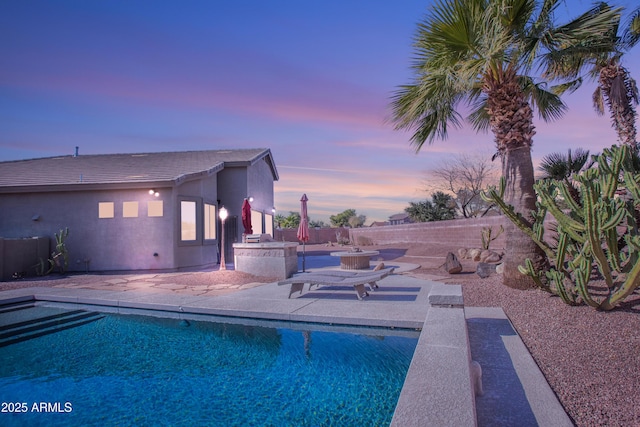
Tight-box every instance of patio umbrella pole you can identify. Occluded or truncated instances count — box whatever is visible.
[302,241,306,272]
[297,193,310,273]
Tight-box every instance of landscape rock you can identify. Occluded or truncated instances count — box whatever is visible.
[458,248,468,259]
[480,250,502,263]
[495,263,504,274]
[468,248,482,262]
[476,262,496,278]
[444,252,463,274]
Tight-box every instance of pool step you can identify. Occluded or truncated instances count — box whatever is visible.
[0,301,35,315]
[0,309,104,348]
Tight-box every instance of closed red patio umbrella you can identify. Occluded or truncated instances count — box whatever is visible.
[297,194,310,272]
[241,198,252,238]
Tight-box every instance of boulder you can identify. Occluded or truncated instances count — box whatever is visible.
[495,263,504,274]
[469,248,482,262]
[476,262,496,278]
[444,252,463,274]
[458,248,468,259]
[480,250,502,263]
[373,262,385,271]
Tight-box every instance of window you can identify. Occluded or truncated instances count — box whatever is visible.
[98,202,114,218]
[181,201,197,241]
[251,210,263,234]
[265,213,273,236]
[148,200,163,217]
[123,201,139,218]
[204,203,216,240]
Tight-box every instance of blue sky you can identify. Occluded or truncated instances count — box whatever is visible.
[1,0,639,224]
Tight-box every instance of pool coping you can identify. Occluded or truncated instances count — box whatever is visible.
[0,277,572,426]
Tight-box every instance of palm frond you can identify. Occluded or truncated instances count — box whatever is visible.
[551,78,583,96]
[539,2,620,85]
[621,7,640,50]
[539,147,590,178]
[390,75,465,150]
[519,75,567,122]
[539,151,570,178]
[466,86,491,132]
[592,86,605,115]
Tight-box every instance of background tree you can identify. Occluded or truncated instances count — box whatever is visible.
[429,152,499,217]
[405,192,456,222]
[391,0,618,289]
[309,219,327,228]
[330,209,366,227]
[275,212,300,229]
[348,214,366,228]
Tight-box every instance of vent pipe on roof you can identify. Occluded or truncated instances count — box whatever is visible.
[74,146,79,157]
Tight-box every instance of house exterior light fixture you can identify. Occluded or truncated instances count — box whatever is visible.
[149,189,159,197]
[219,206,228,270]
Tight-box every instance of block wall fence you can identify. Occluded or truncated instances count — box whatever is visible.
[350,217,508,250]
[273,227,351,245]
[274,218,508,250]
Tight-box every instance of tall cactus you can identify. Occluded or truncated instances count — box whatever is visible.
[482,145,640,310]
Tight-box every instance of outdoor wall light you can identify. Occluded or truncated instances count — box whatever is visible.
[149,189,160,197]
[247,196,254,202]
[32,214,41,221]
[271,207,276,213]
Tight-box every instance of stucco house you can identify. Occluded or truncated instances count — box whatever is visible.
[0,148,278,278]
[389,213,412,226]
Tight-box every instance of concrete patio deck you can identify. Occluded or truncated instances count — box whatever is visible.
[0,259,572,426]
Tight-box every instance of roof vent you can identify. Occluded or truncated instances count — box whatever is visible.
[74,146,79,157]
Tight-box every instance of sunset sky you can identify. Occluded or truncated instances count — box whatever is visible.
[2,0,639,224]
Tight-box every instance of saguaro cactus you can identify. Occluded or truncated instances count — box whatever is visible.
[482,145,640,310]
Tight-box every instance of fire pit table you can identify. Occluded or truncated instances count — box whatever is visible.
[330,250,380,270]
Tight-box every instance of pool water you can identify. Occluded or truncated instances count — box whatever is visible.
[0,307,418,426]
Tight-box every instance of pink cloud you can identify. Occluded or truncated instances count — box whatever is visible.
[2,44,388,131]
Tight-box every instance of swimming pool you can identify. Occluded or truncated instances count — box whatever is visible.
[0,305,418,426]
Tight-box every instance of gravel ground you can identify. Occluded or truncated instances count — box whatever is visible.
[2,242,638,426]
[386,243,640,427]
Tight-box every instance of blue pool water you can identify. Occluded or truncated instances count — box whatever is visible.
[0,307,418,427]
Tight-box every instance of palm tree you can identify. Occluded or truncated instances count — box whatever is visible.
[391,0,618,289]
[549,6,639,149]
[538,148,590,206]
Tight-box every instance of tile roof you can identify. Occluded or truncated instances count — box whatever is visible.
[389,213,410,221]
[0,148,277,191]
